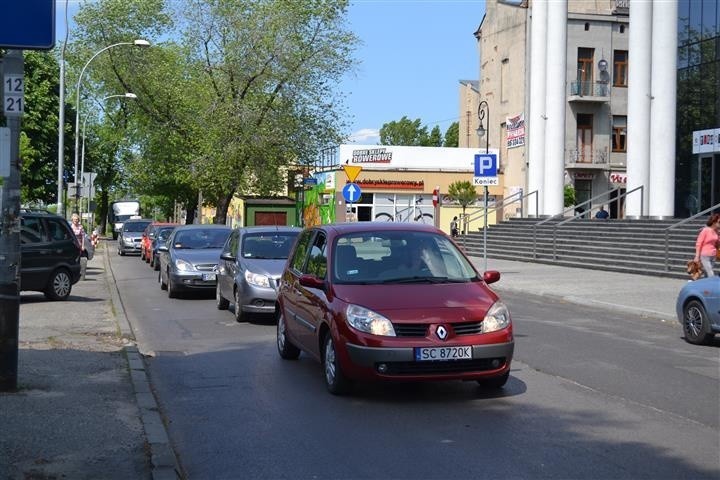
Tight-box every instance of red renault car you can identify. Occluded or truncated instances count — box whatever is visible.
[276,222,514,395]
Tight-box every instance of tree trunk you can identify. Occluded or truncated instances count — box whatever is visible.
[214,192,234,225]
[185,205,196,225]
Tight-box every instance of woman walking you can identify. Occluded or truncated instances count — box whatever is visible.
[694,213,720,278]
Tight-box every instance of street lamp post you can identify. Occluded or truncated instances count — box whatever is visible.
[476,100,490,272]
[71,39,150,213]
[77,93,137,222]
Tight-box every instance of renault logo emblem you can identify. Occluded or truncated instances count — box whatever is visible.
[436,325,448,340]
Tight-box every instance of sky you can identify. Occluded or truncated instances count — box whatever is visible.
[55,0,486,145]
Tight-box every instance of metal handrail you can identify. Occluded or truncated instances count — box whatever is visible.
[663,201,720,271]
[532,185,644,260]
[463,189,540,231]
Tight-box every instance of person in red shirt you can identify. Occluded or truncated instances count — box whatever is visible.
[694,213,720,278]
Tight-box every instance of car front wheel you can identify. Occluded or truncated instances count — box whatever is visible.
[277,310,300,360]
[44,268,72,301]
[683,300,713,345]
[323,333,350,395]
[233,288,245,322]
[477,371,510,389]
[216,283,229,310]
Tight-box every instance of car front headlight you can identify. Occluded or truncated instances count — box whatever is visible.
[482,301,511,333]
[346,304,396,337]
[174,259,195,272]
[245,270,270,288]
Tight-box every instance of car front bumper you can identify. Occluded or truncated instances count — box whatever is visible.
[343,340,514,381]
[169,271,217,290]
[238,283,279,314]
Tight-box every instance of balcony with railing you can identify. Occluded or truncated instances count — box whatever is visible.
[568,81,610,102]
[565,148,609,168]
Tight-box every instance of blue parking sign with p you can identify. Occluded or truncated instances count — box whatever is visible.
[474,154,498,177]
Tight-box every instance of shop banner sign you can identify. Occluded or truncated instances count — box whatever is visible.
[506,113,525,149]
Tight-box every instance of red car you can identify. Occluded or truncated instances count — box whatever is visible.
[276,222,514,395]
[140,222,177,263]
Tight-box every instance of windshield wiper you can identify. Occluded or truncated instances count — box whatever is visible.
[380,276,451,284]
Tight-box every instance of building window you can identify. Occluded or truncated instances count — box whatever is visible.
[576,114,593,163]
[585,22,590,31]
[619,24,625,34]
[613,50,628,87]
[612,116,627,152]
[577,48,595,95]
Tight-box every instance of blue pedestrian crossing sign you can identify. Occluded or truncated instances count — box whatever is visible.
[342,183,362,203]
[473,153,499,186]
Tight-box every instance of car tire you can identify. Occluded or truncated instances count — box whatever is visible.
[323,333,351,395]
[233,288,245,322]
[216,283,229,310]
[682,299,713,345]
[160,269,167,290]
[167,274,178,298]
[44,268,72,301]
[277,310,300,360]
[477,371,510,389]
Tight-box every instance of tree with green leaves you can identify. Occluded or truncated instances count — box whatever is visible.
[447,180,478,233]
[69,0,358,225]
[379,116,429,146]
[19,51,75,205]
[443,122,459,147]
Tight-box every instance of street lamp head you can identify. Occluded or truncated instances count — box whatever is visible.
[124,93,138,98]
[133,39,151,47]
[476,124,486,138]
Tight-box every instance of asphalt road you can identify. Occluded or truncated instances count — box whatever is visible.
[110,249,720,480]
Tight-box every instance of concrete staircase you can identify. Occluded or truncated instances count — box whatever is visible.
[461,217,705,279]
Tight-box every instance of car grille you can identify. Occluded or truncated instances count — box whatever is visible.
[195,263,217,272]
[393,321,484,337]
[379,357,506,376]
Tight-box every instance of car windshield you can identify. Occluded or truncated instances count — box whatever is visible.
[332,231,479,284]
[173,228,231,249]
[124,222,150,232]
[242,232,299,259]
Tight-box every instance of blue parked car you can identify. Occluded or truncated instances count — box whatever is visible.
[675,276,720,344]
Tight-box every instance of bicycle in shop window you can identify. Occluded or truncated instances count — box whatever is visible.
[374,196,434,223]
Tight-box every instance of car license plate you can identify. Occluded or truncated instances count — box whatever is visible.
[415,346,472,361]
[202,272,216,281]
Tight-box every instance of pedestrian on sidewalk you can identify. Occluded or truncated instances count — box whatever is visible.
[71,213,88,279]
[450,216,459,238]
[694,213,720,278]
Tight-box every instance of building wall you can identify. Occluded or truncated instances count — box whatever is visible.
[676,0,720,215]
[458,80,480,148]
[476,0,528,205]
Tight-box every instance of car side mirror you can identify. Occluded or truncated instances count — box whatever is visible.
[220,252,236,261]
[483,270,501,285]
[157,245,169,253]
[299,274,325,289]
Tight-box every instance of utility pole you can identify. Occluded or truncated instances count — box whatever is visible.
[0,50,24,391]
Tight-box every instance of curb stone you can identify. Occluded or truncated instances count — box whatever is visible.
[102,242,184,480]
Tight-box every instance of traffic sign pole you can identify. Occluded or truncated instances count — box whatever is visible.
[0,51,23,391]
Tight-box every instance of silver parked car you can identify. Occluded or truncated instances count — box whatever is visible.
[157,224,233,298]
[216,226,301,322]
[117,219,152,256]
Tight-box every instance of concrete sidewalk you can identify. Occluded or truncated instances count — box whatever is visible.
[0,243,177,480]
[469,256,688,322]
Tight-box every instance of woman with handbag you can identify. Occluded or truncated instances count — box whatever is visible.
[694,213,720,278]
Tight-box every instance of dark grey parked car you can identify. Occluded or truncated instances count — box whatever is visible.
[157,224,233,298]
[20,211,82,300]
[117,219,152,256]
[216,226,301,322]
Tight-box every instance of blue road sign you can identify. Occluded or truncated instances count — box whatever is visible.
[0,0,55,50]
[342,183,362,203]
[303,177,318,185]
[473,153,499,186]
